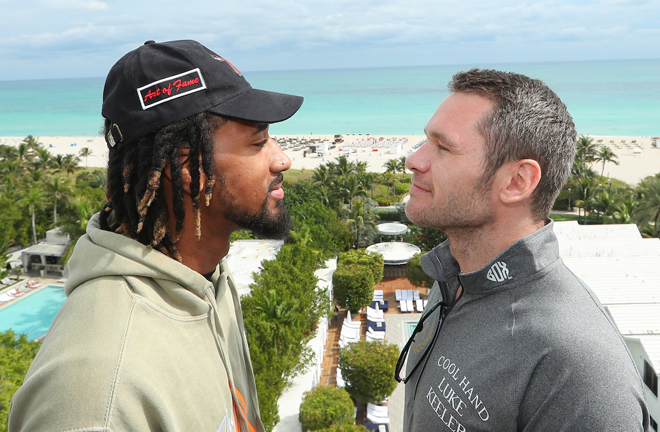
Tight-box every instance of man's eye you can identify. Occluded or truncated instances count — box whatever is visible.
[255,140,267,148]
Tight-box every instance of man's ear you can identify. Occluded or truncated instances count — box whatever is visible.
[163,147,193,194]
[498,159,541,205]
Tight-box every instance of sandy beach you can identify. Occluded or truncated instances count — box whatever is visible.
[1,134,658,185]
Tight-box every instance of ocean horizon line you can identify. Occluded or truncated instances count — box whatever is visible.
[2,57,660,84]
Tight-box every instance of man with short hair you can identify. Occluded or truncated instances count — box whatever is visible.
[398,69,649,431]
[9,39,303,432]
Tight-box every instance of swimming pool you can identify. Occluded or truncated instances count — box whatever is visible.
[406,321,419,339]
[0,285,67,340]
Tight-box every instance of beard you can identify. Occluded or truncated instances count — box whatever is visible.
[405,180,493,233]
[216,173,292,239]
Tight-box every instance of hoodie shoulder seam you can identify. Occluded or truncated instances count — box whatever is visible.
[103,296,139,428]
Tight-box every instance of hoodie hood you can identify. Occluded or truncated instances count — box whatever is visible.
[65,213,216,300]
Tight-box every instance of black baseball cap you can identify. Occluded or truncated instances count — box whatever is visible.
[102,39,303,148]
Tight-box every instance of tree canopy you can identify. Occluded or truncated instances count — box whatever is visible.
[338,340,399,403]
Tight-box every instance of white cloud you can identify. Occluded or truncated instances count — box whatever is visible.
[0,0,659,80]
[39,0,108,10]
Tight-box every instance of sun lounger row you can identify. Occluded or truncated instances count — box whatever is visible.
[339,318,361,348]
[366,403,390,424]
[396,289,420,301]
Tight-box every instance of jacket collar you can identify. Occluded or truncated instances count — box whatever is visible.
[422,220,559,294]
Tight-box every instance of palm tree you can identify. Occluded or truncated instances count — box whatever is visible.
[253,290,304,354]
[51,154,66,174]
[33,147,52,171]
[575,135,598,164]
[355,161,368,174]
[312,165,330,188]
[594,145,619,178]
[18,182,46,244]
[382,172,396,198]
[632,176,660,237]
[357,172,377,198]
[45,174,74,225]
[397,156,407,176]
[16,142,33,166]
[593,188,618,223]
[571,177,599,224]
[331,156,356,178]
[383,159,398,177]
[341,175,367,209]
[63,154,81,176]
[22,135,42,151]
[345,198,377,249]
[79,147,93,168]
[612,198,637,224]
[56,193,97,265]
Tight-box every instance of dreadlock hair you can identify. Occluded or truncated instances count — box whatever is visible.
[101,112,226,261]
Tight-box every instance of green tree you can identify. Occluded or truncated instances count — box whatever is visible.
[18,182,46,244]
[594,145,619,178]
[344,198,377,249]
[341,176,367,209]
[78,147,93,168]
[407,253,434,288]
[575,135,598,164]
[333,250,383,312]
[397,155,407,175]
[299,386,354,431]
[0,331,42,428]
[338,249,383,286]
[409,225,446,251]
[55,193,98,265]
[338,340,399,403]
[312,165,330,188]
[632,176,660,237]
[383,159,398,177]
[241,243,330,431]
[44,174,74,225]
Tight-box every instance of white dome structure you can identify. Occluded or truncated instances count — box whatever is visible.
[366,242,421,265]
[377,222,408,236]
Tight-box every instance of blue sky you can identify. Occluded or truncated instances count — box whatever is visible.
[1,0,659,81]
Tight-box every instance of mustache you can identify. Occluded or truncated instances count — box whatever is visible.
[268,173,284,192]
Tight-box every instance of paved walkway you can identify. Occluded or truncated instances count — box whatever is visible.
[318,277,425,431]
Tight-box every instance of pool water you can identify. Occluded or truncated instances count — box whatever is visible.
[406,321,418,339]
[0,285,67,340]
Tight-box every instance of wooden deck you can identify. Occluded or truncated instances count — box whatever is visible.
[318,276,427,387]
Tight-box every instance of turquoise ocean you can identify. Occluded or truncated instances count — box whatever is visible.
[0,59,658,137]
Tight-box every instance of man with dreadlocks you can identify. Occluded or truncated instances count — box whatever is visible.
[9,40,303,432]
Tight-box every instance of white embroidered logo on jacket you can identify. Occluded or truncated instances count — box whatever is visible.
[486,262,511,282]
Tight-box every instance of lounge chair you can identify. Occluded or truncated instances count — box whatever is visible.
[416,299,424,312]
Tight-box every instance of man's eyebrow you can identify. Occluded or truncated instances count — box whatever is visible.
[424,129,456,148]
[252,123,269,135]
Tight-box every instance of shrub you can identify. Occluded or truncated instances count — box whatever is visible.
[333,266,374,313]
[374,197,392,206]
[299,386,354,431]
[375,208,399,222]
[394,182,411,195]
[338,250,384,285]
[407,253,434,288]
[0,331,42,428]
[338,340,399,403]
[321,425,368,432]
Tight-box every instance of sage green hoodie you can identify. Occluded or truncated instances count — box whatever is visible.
[9,213,264,432]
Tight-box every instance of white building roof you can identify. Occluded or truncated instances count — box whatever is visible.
[554,221,660,372]
[225,239,284,296]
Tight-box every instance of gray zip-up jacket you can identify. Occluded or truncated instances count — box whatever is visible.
[404,221,649,431]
